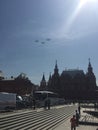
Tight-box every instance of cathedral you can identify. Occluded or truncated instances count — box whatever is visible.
[40,60,97,101]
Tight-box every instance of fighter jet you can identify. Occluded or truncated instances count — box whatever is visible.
[46,38,51,41]
[35,40,39,42]
[41,42,45,44]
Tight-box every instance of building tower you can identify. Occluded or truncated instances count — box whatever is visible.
[40,73,47,90]
[86,58,96,90]
[48,60,60,93]
[88,58,93,73]
[47,73,52,91]
[54,60,59,75]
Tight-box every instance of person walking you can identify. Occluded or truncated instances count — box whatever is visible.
[70,115,76,130]
[75,110,80,126]
[33,98,36,110]
[44,99,47,110]
[78,104,81,115]
[47,98,51,110]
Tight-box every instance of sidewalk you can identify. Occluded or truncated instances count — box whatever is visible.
[54,107,98,130]
[54,119,98,130]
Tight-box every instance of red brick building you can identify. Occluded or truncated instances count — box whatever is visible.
[0,73,36,96]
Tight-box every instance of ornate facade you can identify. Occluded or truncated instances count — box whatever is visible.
[40,60,97,100]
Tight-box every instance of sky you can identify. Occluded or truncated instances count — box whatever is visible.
[0,0,98,85]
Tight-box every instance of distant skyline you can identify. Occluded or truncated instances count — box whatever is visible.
[0,0,98,85]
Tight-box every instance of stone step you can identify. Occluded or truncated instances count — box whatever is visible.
[0,105,77,130]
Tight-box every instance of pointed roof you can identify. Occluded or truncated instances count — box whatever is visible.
[54,60,59,75]
[42,73,46,81]
[88,58,93,73]
[88,58,92,67]
[55,60,58,70]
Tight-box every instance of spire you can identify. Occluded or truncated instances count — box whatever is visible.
[54,60,59,74]
[40,73,46,90]
[86,58,96,90]
[47,72,52,89]
[88,58,93,73]
[42,73,45,82]
[88,58,91,67]
[55,60,58,69]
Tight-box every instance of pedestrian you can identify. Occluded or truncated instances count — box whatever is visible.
[29,95,33,108]
[33,98,36,110]
[44,99,47,110]
[47,98,51,110]
[78,104,81,115]
[75,110,80,126]
[70,115,76,130]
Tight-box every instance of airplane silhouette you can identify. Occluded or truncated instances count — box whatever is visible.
[41,42,45,44]
[35,40,39,42]
[46,38,51,41]
[34,38,51,45]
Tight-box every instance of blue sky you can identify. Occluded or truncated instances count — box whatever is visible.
[0,0,98,85]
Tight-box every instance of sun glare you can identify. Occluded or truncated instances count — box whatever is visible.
[79,0,87,9]
[79,0,97,7]
[78,0,97,9]
[64,0,98,34]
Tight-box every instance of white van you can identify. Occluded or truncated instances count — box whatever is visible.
[0,92,16,110]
